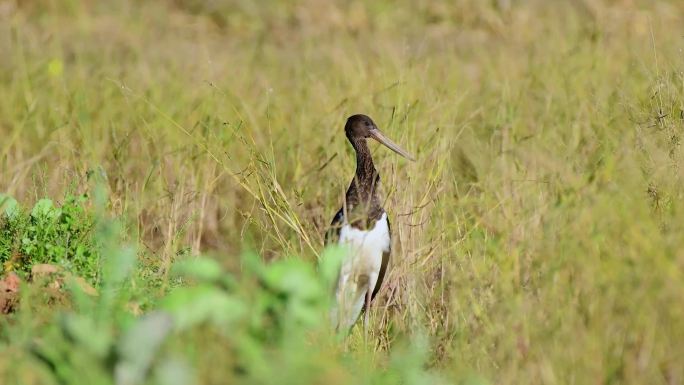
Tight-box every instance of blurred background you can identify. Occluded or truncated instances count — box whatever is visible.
[1,0,684,384]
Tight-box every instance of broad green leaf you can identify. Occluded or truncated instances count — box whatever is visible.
[0,194,18,218]
[60,313,112,358]
[161,285,246,331]
[263,259,320,300]
[31,198,59,219]
[103,245,136,287]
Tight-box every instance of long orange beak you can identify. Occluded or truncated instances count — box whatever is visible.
[369,128,416,161]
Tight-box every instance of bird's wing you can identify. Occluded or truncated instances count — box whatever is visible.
[370,214,390,301]
[325,207,344,245]
[325,207,345,300]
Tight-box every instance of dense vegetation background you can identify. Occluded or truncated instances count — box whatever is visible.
[1,0,684,384]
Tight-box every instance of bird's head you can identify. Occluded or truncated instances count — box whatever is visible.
[344,114,415,161]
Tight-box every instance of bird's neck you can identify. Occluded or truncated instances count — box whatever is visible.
[353,137,377,183]
[346,137,381,213]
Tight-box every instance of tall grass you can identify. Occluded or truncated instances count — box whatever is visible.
[1,0,684,383]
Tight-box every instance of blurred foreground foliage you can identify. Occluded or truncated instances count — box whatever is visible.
[0,196,452,385]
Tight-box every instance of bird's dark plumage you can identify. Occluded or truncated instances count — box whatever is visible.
[326,113,413,334]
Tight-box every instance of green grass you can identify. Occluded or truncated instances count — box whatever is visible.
[1,0,684,383]
[0,194,100,283]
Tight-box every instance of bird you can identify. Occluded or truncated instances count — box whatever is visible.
[326,114,415,337]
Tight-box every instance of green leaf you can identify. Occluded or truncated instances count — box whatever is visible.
[161,285,246,331]
[60,313,112,358]
[263,259,320,301]
[0,194,19,218]
[31,198,58,219]
[103,245,136,287]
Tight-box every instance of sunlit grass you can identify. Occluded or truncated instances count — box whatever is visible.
[1,0,684,383]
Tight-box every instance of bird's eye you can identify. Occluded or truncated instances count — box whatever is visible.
[365,121,371,127]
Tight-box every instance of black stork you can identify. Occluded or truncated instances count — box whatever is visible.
[326,114,415,336]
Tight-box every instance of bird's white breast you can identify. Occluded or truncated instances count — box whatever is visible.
[336,212,390,293]
[331,212,390,332]
[338,212,390,269]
